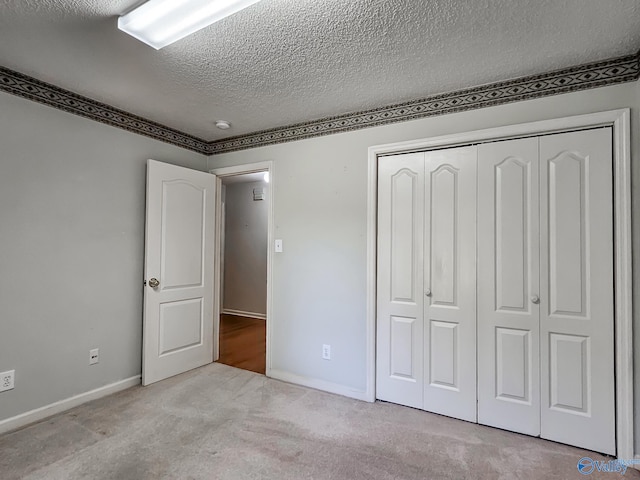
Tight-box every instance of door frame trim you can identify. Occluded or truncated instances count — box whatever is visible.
[210,161,274,376]
[366,109,633,459]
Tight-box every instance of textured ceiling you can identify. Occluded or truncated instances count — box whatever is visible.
[0,0,639,141]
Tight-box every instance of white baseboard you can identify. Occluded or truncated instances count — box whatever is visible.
[0,375,141,435]
[222,308,266,320]
[268,368,369,402]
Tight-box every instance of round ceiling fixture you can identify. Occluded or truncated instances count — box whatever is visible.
[215,120,231,130]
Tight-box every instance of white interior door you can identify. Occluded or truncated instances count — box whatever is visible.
[376,153,425,409]
[477,138,541,435]
[423,146,477,422]
[143,160,216,386]
[539,128,615,454]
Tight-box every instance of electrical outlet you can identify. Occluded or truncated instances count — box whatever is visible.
[89,348,99,365]
[0,370,15,392]
[322,344,331,360]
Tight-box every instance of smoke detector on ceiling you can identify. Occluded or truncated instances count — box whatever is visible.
[215,120,231,130]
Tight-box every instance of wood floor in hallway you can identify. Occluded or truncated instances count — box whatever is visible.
[217,314,266,374]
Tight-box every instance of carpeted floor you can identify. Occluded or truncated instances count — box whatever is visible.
[1,363,636,480]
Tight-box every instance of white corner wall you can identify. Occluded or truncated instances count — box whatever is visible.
[0,92,207,425]
[208,81,640,453]
[223,181,268,316]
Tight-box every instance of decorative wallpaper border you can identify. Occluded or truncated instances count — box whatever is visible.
[208,51,640,154]
[1,50,638,156]
[0,67,208,154]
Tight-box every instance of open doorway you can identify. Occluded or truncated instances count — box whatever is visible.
[212,164,271,375]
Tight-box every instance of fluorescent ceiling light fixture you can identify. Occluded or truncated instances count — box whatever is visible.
[118,0,263,50]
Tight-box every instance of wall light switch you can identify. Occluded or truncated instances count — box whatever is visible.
[275,239,283,253]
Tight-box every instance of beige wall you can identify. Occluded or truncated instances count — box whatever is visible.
[208,81,640,452]
[0,92,207,422]
[223,181,268,316]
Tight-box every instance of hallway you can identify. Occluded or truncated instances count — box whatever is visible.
[217,314,266,374]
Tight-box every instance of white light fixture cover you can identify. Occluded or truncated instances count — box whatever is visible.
[118,0,263,50]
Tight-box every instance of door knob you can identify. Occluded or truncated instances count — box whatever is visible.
[425,289,432,297]
[148,278,160,288]
[531,295,540,304]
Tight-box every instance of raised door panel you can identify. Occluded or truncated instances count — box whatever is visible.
[390,316,420,381]
[159,299,204,355]
[376,153,425,409]
[429,166,457,306]
[495,328,531,403]
[540,128,615,454]
[423,146,477,422]
[549,333,590,414]
[547,153,588,316]
[495,159,530,312]
[390,170,420,304]
[429,320,457,389]
[477,138,540,435]
[162,181,206,289]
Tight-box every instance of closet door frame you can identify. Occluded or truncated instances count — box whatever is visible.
[366,109,632,460]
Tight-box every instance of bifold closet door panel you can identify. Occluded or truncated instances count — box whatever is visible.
[423,146,477,422]
[477,138,541,435]
[376,153,425,409]
[539,128,615,455]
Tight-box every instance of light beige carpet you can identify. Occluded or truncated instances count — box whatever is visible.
[1,363,636,480]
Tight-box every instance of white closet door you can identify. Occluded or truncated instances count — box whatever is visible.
[376,153,425,409]
[477,138,540,435]
[539,128,615,454]
[423,146,477,422]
